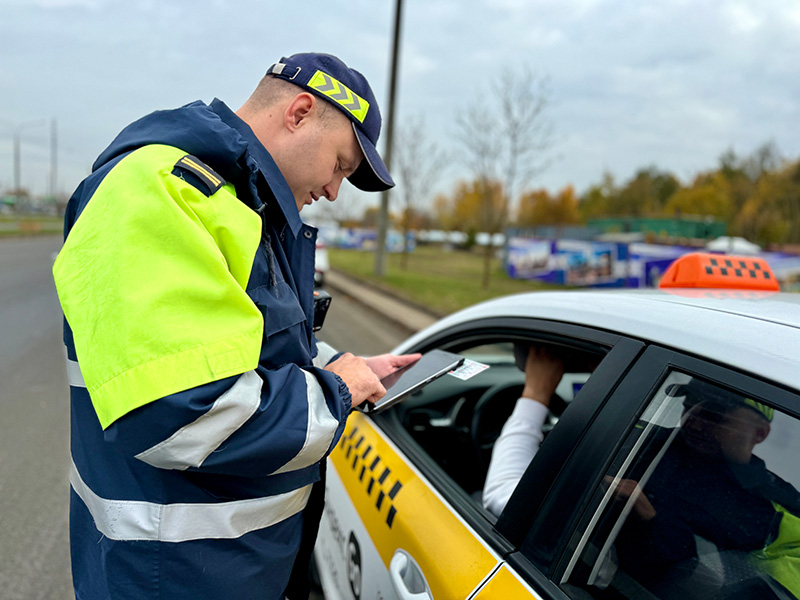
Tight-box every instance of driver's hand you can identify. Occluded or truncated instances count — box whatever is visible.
[522,346,564,407]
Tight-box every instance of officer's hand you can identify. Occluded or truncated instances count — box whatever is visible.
[363,353,422,379]
[325,353,386,408]
[604,476,657,521]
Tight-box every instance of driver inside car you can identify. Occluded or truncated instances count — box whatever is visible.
[483,345,565,517]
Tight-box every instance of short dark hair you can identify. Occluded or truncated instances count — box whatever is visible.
[247,75,338,127]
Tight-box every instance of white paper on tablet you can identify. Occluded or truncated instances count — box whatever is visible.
[360,349,465,414]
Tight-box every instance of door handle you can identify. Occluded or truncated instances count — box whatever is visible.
[389,549,433,600]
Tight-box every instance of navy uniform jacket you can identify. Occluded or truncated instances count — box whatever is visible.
[53,99,349,600]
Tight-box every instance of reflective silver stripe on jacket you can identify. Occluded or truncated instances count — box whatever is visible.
[270,370,338,475]
[70,461,312,542]
[135,370,262,470]
[313,341,338,367]
[67,359,86,388]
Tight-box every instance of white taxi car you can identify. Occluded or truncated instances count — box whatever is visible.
[314,253,800,600]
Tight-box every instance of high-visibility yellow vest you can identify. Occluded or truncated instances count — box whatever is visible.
[53,144,263,428]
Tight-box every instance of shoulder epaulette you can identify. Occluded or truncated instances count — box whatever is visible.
[172,155,226,196]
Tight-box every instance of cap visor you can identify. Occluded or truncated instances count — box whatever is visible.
[348,124,395,192]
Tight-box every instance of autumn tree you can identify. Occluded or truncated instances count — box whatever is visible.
[517,189,551,226]
[448,179,505,233]
[719,143,786,241]
[360,205,383,229]
[665,172,733,222]
[455,67,554,288]
[430,193,456,232]
[579,171,617,220]
[517,185,581,226]
[742,141,782,182]
[735,158,800,246]
[394,116,447,268]
[718,147,757,223]
[611,167,680,216]
[573,141,800,246]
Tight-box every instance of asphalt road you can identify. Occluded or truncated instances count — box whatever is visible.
[315,283,412,357]
[0,235,408,599]
[0,235,72,600]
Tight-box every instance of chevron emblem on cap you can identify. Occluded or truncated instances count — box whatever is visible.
[308,70,369,123]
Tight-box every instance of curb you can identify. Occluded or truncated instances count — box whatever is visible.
[323,269,437,335]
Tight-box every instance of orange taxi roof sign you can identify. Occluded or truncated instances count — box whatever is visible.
[659,252,779,291]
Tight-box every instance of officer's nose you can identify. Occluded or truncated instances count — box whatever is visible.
[323,174,344,202]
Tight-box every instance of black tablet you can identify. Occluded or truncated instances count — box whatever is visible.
[361,349,464,414]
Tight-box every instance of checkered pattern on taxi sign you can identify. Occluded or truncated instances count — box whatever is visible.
[339,426,403,528]
[704,256,772,281]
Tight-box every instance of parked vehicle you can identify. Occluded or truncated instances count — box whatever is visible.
[315,253,800,600]
[315,239,330,287]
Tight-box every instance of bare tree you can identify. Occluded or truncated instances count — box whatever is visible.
[394,116,448,268]
[455,67,555,288]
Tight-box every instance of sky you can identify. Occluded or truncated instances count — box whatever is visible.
[2,0,799,221]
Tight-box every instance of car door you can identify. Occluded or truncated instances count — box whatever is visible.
[507,345,800,600]
[317,411,506,600]
[316,316,644,599]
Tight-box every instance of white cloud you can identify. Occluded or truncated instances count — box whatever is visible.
[724,3,762,33]
[1,0,798,198]
[33,0,101,8]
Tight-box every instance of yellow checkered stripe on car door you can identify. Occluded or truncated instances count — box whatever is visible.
[331,413,501,599]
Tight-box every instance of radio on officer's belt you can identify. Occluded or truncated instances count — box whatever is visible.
[313,290,332,332]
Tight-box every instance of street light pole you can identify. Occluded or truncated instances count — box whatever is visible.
[13,130,21,194]
[374,0,404,277]
[50,117,58,199]
[8,119,47,196]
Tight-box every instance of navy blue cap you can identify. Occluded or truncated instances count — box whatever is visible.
[266,53,395,192]
[669,378,774,422]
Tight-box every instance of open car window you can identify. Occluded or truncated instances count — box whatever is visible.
[563,371,800,600]
[389,336,606,510]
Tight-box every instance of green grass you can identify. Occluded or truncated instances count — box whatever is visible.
[0,215,63,236]
[329,246,561,316]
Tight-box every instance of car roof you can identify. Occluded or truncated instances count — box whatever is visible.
[396,290,800,392]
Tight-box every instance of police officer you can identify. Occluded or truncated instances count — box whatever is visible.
[610,380,800,597]
[53,52,419,600]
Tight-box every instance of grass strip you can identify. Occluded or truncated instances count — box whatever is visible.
[329,246,561,316]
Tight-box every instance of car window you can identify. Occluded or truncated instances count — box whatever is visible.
[562,371,800,600]
[393,337,602,507]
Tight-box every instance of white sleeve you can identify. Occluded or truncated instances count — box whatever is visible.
[482,397,549,517]
[313,341,339,367]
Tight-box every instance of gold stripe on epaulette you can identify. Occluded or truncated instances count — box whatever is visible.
[175,155,224,193]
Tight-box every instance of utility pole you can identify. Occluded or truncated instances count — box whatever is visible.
[374,0,404,277]
[49,117,58,199]
[13,130,21,194]
[10,119,47,196]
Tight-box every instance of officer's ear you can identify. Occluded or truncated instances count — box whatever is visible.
[754,422,771,445]
[284,93,316,131]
